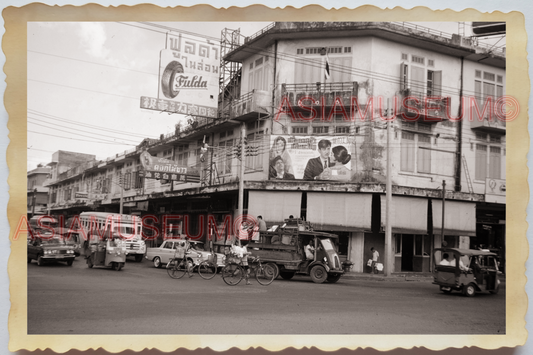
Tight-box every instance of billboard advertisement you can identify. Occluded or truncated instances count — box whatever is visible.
[268,135,357,181]
[155,32,220,117]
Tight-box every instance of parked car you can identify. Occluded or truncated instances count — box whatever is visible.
[27,234,77,266]
[145,239,225,269]
[433,248,501,297]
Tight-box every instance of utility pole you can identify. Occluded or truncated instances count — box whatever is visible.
[440,180,446,240]
[384,98,393,277]
[237,122,245,246]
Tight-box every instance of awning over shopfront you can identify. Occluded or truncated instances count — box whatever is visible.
[247,191,302,224]
[432,200,476,236]
[307,192,372,231]
[380,195,428,234]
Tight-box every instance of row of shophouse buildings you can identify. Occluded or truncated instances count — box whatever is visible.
[28,22,506,273]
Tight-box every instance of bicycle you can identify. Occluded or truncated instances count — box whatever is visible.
[166,248,195,279]
[197,253,219,280]
[221,254,275,286]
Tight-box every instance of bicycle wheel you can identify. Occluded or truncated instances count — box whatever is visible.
[255,263,275,286]
[167,259,187,279]
[198,261,217,280]
[222,263,244,286]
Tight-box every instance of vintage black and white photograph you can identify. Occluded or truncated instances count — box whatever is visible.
[6,4,529,354]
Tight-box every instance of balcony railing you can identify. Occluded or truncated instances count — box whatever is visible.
[280,82,358,111]
[470,113,506,133]
[399,91,450,123]
[229,90,271,121]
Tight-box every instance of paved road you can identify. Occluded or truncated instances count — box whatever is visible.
[27,257,505,335]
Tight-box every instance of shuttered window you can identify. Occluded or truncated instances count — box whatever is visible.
[475,144,487,180]
[401,132,415,172]
[417,135,431,173]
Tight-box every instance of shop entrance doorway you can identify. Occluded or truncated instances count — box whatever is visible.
[401,234,414,271]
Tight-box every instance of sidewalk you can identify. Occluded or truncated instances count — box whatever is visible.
[342,271,506,282]
[342,271,434,282]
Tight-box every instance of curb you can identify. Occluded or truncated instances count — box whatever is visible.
[341,272,434,282]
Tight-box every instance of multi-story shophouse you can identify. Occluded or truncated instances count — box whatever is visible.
[43,22,505,273]
[27,166,51,217]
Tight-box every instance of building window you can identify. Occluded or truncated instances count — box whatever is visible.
[244,121,264,171]
[401,131,415,172]
[248,55,269,92]
[292,126,308,134]
[344,47,352,53]
[426,70,442,96]
[475,141,502,181]
[297,48,304,55]
[417,135,431,173]
[335,126,350,134]
[134,166,144,189]
[489,146,502,179]
[428,59,435,67]
[411,55,425,65]
[218,139,233,174]
[401,53,408,61]
[474,70,504,120]
[313,126,328,134]
[124,170,132,190]
[475,144,487,180]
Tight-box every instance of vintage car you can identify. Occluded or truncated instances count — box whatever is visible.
[27,234,77,266]
[433,248,501,297]
[145,239,225,269]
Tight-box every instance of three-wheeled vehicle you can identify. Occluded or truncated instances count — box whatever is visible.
[433,248,501,297]
[84,237,127,271]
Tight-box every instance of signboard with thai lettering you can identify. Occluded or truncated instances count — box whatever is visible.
[139,151,200,182]
[156,31,219,114]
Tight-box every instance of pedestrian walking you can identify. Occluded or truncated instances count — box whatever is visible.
[370,247,379,274]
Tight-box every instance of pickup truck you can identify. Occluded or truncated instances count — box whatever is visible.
[145,239,225,269]
[248,219,344,284]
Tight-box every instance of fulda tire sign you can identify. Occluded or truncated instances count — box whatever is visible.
[156,34,219,117]
[160,60,185,99]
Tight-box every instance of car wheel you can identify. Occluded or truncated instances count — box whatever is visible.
[87,256,94,268]
[440,286,452,293]
[279,271,295,280]
[326,273,342,283]
[27,257,32,264]
[116,263,123,271]
[153,257,162,268]
[463,283,476,297]
[66,260,74,266]
[37,256,44,266]
[135,255,144,263]
[310,265,328,284]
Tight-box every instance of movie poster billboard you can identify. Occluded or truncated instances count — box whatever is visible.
[268,135,358,181]
[156,33,220,118]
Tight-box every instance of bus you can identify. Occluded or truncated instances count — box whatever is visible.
[79,212,146,262]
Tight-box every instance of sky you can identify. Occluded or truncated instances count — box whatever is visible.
[27,21,271,169]
[26,21,506,170]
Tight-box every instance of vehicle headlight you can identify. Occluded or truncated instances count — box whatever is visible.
[44,250,50,255]
[323,257,327,262]
[197,253,202,258]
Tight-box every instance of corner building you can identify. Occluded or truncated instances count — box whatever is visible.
[44,22,506,273]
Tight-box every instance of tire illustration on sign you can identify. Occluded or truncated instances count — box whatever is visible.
[161,61,184,99]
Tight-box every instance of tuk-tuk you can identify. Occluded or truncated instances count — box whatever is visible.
[84,237,126,271]
[433,248,501,297]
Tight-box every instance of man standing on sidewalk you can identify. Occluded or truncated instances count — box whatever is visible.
[370,247,379,274]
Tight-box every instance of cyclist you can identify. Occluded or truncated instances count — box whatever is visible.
[232,240,252,285]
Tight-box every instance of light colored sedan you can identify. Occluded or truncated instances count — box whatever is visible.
[145,239,225,269]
